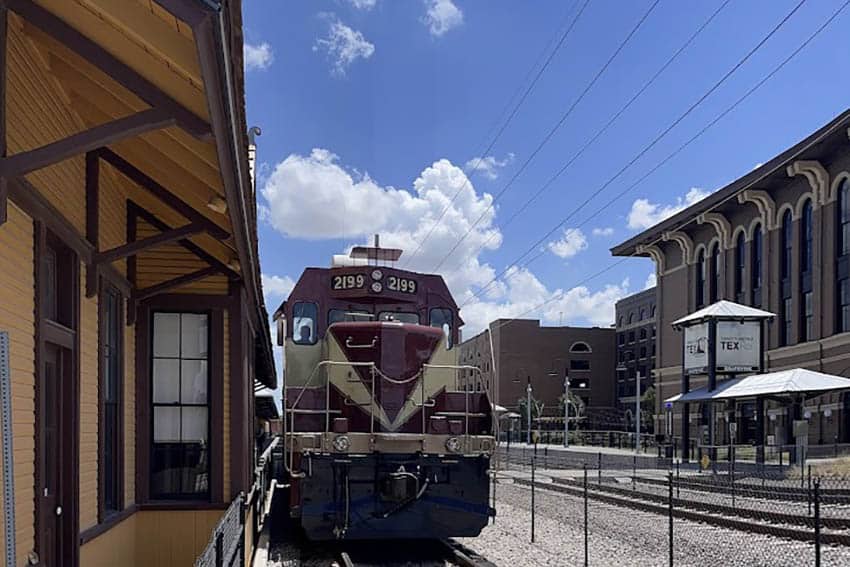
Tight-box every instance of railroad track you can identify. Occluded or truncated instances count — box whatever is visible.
[336,539,495,567]
[270,536,496,566]
[512,475,850,546]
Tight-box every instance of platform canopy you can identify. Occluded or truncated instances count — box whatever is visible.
[672,300,775,328]
[665,368,850,404]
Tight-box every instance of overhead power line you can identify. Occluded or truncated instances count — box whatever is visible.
[402,0,591,268]
[461,0,810,307]
[432,0,661,272]
[460,0,732,268]
[477,0,850,330]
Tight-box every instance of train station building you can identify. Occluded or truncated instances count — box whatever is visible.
[612,108,850,448]
[0,1,275,565]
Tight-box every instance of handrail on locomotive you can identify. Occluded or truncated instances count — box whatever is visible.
[283,360,489,478]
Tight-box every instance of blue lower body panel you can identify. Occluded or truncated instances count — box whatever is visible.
[298,453,492,540]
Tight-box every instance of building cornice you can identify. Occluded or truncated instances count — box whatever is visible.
[662,231,693,265]
[697,212,732,249]
[736,189,776,231]
[787,160,830,206]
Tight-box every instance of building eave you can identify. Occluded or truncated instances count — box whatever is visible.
[611,108,850,258]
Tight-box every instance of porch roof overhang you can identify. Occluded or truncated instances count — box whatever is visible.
[0,0,276,387]
[664,368,850,404]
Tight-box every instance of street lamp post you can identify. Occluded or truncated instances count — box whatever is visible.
[564,372,570,448]
[526,378,532,445]
[635,371,642,454]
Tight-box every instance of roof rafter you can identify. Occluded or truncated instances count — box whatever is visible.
[7,0,211,139]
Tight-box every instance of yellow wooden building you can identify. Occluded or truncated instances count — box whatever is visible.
[0,1,276,565]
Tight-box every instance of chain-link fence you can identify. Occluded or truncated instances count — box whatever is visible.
[500,445,850,566]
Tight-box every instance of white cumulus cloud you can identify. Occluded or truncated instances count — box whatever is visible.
[260,148,501,297]
[644,272,657,290]
[547,228,588,259]
[627,187,710,230]
[261,149,629,337]
[592,227,614,237]
[313,18,375,76]
[423,0,463,37]
[261,274,296,305]
[347,0,377,9]
[465,153,514,180]
[244,41,274,71]
[460,267,629,336]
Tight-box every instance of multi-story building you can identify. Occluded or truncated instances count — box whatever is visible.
[612,108,850,446]
[459,319,616,422]
[614,287,657,420]
[0,2,276,565]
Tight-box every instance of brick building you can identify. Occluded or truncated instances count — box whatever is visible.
[458,320,616,423]
[614,287,657,421]
[612,109,850,446]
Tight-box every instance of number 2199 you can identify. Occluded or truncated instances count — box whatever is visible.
[332,274,365,290]
[387,276,416,294]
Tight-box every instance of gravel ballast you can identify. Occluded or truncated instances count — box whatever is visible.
[457,481,850,566]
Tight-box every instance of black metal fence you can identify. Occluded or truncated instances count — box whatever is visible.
[195,493,246,567]
[503,446,850,566]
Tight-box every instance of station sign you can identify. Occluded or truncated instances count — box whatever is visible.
[683,320,760,375]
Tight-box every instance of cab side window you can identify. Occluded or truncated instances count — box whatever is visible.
[292,302,318,345]
[429,308,453,349]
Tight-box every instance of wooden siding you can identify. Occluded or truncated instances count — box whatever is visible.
[135,509,223,566]
[135,217,229,295]
[0,203,36,565]
[80,509,223,567]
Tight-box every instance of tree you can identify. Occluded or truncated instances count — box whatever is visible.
[557,391,586,423]
[517,395,544,430]
[640,386,656,431]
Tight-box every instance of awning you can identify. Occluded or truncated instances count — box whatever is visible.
[672,300,775,328]
[492,404,509,414]
[665,368,850,403]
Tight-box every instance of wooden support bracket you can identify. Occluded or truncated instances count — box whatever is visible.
[135,266,219,301]
[97,148,229,239]
[94,222,202,265]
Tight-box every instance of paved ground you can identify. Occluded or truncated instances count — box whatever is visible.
[458,479,850,566]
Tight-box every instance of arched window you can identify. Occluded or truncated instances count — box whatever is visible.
[695,248,705,308]
[780,209,793,346]
[751,224,762,308]
[618,316,624,328]
[709,243,720,303]
[569,341,592,353]
[734,232,745,303]
[650,306,656,318]
[838,180,850,332]
[800,200,813,341]
[628,312,635,325]
[639,309,646,321]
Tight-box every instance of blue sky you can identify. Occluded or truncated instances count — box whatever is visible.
[243,0,850,339]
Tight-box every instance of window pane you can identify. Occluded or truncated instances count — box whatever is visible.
[153,313,180,357]
[429,308,453,348]
[181,360,208,404]
[180,314,208,359]
[153,359,180,403]
[154,407,181,442]
[181,407,208,442]
[292,302,317,345]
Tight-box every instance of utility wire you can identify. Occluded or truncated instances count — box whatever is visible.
[461,0,809,307]
[432,0,662,272]
[478,0,850,330]
[461,0,732,268]
[401,0,591,268]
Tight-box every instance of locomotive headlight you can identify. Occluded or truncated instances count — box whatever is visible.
[332,435,351,452]
[445,437,462,453]
[371,269,383,281]
[371,282,383,293]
